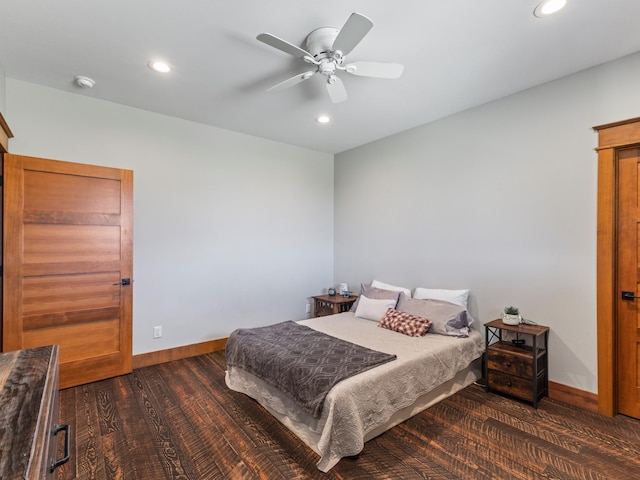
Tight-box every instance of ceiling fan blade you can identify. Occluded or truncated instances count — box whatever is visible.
[267,71,316,93]
[331,12,374,55]
[344,62,404,79]
[326,76,348,104]
[257,33,312,59]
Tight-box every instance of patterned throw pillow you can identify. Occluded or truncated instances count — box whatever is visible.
[378,308,432,337]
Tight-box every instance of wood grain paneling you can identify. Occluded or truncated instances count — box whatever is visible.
[595,116,640,149]
[0,111,13,153]
[23,307,121,331]
[22,273,120,316]
[24,224,121,273]
[594,118,640,416]
[2,154,133,388]
[24,319,120,363]
[24,170,121,213]
[615,148,640,418]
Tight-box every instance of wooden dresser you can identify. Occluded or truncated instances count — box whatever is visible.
[0,345,70,479]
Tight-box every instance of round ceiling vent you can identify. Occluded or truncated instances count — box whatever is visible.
[74,75,96,88]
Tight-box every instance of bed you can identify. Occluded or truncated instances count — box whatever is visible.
[225,307,485,472]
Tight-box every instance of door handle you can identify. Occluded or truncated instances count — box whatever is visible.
[621,291,640,300]
[114,278,131,286]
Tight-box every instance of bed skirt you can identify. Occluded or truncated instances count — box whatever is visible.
[226,357,481,471]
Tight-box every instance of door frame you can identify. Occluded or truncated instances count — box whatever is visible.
[594,116,640,416]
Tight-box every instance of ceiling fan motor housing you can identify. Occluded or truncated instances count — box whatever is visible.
[305,27,340,60]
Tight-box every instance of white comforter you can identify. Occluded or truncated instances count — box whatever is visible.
[225,312,485,471]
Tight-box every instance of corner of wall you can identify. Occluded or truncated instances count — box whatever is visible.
[0,62,6,113]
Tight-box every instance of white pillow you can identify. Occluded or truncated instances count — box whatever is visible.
[371,280,412,298]
[413,287,470,309]
[354,295,397,322]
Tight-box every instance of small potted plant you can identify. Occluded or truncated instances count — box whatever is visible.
[502,306,521,325]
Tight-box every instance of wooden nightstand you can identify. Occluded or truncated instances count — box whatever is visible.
[312,294,358,317]
[484,318,549,408]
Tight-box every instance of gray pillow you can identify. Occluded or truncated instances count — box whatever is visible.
[353,296,398,322]
[396,293,469,337]
[350,283,401,312]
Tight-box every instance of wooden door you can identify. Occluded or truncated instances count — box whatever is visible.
[2,154,133,389]
[616,147,640,418]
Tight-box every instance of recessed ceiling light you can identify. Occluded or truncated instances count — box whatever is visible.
[147,60,172,73]
[316,115,331,124]
[534,0,567,18]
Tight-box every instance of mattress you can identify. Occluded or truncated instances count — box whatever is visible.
[225,312,485,471]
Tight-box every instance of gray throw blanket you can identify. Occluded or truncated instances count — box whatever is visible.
[226,321,397,418]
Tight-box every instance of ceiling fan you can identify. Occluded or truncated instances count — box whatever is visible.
[257,12,404,103]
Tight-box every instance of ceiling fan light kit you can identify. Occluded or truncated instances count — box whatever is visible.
[257,12,404,103]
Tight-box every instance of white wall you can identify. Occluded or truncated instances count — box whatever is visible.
[0,62,5,113]
[334,51,640,394]
[6,79,334,354]
[7,51,640,393]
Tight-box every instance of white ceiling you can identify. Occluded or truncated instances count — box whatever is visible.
[1,1,640,154]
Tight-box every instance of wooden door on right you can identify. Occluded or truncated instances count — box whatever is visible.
[616,147,640,419]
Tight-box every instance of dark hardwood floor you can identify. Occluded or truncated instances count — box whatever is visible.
[57,351,640,479]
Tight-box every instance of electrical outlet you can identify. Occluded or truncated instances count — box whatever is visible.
[305,303,311,314]
[153,325,162,339]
